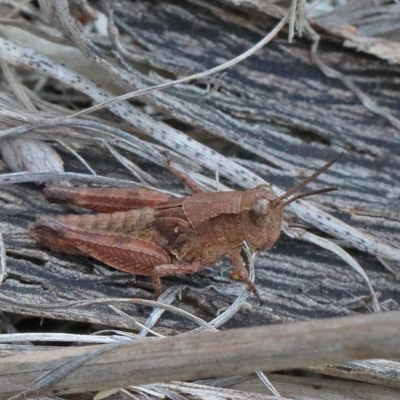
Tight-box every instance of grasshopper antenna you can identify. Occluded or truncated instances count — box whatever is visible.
[277,153,343,204]
[281,187,338,207]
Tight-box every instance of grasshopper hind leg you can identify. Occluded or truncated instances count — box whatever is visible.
[165,157,204,194]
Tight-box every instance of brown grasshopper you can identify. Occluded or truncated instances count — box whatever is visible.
[30,156,340,303]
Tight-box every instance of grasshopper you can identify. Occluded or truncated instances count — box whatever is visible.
[30,156,340,303]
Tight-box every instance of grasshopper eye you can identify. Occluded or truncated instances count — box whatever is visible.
[249,198,270,227]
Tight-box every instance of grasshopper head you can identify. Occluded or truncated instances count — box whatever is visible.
[241,154,341,251]
[240,185,283,251]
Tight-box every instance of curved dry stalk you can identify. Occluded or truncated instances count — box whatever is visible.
[101,139,157,184]
[282,222,380,312]
[0,292,216,331]
[139,286,186,337]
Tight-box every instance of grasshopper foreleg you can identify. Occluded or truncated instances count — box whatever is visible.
[229,250,264,305]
